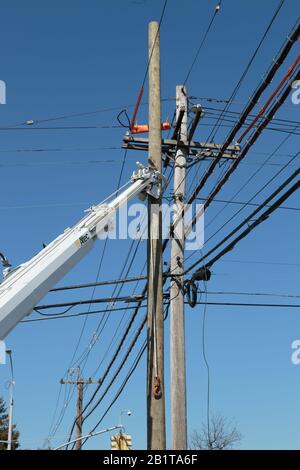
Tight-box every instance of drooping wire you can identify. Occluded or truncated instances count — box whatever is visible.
[184,0,287,202]
[186,168,300,275]
[141,0,168,88]
[64,166,175,447]
[183,2,221,85]
[205,123,300,238]
[80,338,148,449]
[80,302,171,448]
[117,110,131,129]
[185,130,300,268]
[202,282,211,448]
[46,148,129,446]
[209,0,286,143]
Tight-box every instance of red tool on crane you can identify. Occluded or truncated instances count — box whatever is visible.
[131,119,171,134]
[130,85,171,134]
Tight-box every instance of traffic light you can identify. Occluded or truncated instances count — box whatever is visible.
[119,433,132,450]
[110,433,132,450]
[124,434,132,448]
[111,434,120,450]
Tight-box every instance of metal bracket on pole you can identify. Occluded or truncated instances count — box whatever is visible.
[188,104,204,143]
[123,135,240,161]
[131,163,162,200]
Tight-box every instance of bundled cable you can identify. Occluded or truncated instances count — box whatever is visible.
[184,267,211,307]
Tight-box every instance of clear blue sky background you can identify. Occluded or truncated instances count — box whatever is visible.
[0,0,299,450]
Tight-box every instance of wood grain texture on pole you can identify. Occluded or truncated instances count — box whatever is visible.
[147,20,166,450]
[170,85,188,449]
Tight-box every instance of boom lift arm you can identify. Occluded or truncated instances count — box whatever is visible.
[0,165,159,341]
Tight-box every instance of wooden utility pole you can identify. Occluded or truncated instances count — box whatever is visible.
[60,369,100,450]
[122,32,237,450]
[147,20,166,450]
[170,85,188,449]
[75,381,84,450]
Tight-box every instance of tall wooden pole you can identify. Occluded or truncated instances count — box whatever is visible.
[75,381,83,450]
[147,20,166,450]
[170,85,188,449]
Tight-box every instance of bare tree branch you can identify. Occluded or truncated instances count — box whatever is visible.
[191,414,242,450]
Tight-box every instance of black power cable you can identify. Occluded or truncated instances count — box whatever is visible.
[183,122,300,269]
[184,18,299,211]
[186,171,300,276]
[201,69,300,215]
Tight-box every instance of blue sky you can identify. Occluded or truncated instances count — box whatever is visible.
[0,0,299,450]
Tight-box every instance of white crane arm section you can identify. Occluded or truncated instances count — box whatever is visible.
[0,165,159,340]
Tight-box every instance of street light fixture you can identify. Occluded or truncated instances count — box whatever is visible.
[53,425,124,450]
[119,409,132,428]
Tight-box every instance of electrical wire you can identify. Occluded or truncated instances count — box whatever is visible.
[0,146,120,153]
[50,275,147,292]
[65,165,174,428]
[48,10,296,444]
[80,302,170,448]
[191,302,300,309]
[141,0,168,88]
[46,149,130,445]
[33,2,170,446]
[80,339,147,448]
[195,198,300,212]
[208,0,287,143]
[195,143,300,258]
[203,105,300,127]
[187,160,300,273]
[22,299,300,324]
[129,0,168,129]
[184,11,297,206]
[221,259,300,267]
[0,124,123,131]
[184,126,300,268]
[22,305,147,323]
[196,68,300,221]
[202,284,211,446]
[65,177,172,447]
[237,54,300,143]
[34,294,146,313]
[183,2,221,85]
[64,151,130,372]
[186,170,300,275]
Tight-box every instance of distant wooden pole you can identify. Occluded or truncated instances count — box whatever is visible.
[147,20,166,450]
[170,85,188,449]
[76,381,84,450]
[60,370,100,450]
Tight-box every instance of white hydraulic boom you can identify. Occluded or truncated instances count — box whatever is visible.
[0,164,159,342]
